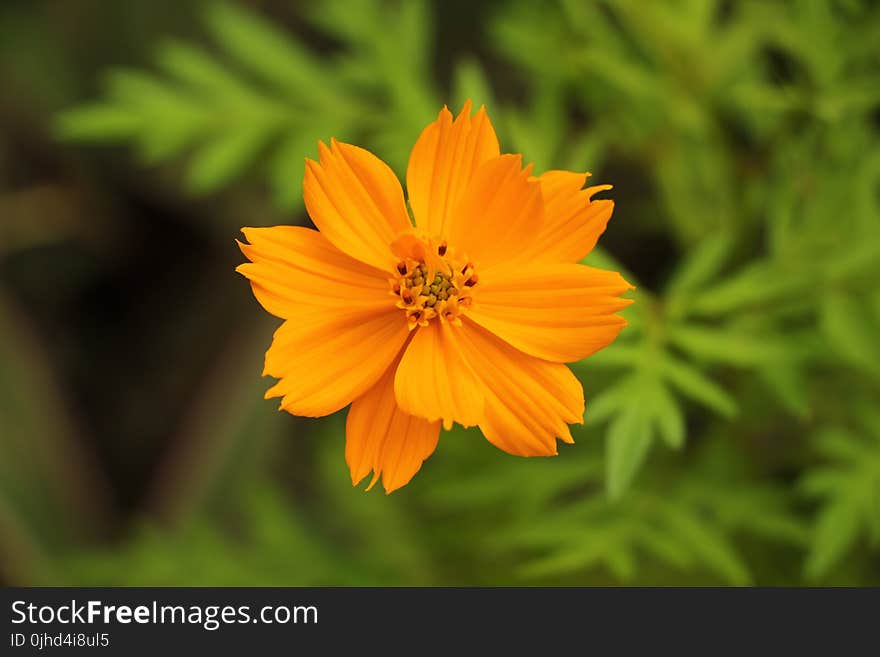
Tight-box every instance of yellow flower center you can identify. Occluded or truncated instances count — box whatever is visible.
[391,241,477,329]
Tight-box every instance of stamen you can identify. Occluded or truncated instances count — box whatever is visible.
[390,240,476,327]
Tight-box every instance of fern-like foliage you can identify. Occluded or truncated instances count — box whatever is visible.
[55,1,437,209]
[577,243,804,499]
[30,0,880,586]
[801,403,880,580]
[427,429,804,585]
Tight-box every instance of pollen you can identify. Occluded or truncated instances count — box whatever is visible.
[390,242,476,329]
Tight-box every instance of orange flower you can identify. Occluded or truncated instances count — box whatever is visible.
[237,101,633,493]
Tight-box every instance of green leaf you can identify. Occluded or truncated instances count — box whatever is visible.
[758,365,810,419]
[605,548,637,581]
[800,421,880,580]
[820,291,880,379]
[452,58,496,111]
[665,232,733,297]
[660,355,738,418]
[54,104,143,141]
[517,533,624,579]
[105,69,183,107]
[648,381,685,449]
[660,505,752,586]
[268,132,317,211]
[669,324,794,367]
[687,262,809,317]
[606,405,653,500]
[635,523,693,570]
[576,343,641,370]
[106,71,210,162]
[561,125,608,172]
[799,470,848,499]
[186,124,273,193]
[54,1,434,209]
[825,239,880,283]
[812,428,865,462]
[205,2,337,100]
[805,499,862,580]
[584,375,637,425]
[157,40,252,97]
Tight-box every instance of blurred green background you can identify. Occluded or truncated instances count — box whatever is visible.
[1,0,879,586]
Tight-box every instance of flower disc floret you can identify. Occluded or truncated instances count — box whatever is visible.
[391,241,476,329]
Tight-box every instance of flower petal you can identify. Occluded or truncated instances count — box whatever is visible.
[304,139,412,270]
[394,322,484,430]
[264,308,408,417]
[468,262,634,363]
[236,225,392,318]
[406,100,500,238]
[521,170,615,263]
[447,154,544,270]
[456,320,585,456]
[346,358,441,494]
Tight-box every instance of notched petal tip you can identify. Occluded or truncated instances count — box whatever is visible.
[585,184,614,200]
[264,381,280,400]
[238,227,262,247]
[351,468,403,495]
[235,238,257,264]
[506,152,523,167]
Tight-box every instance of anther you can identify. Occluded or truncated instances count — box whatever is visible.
[391,243,474,326]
